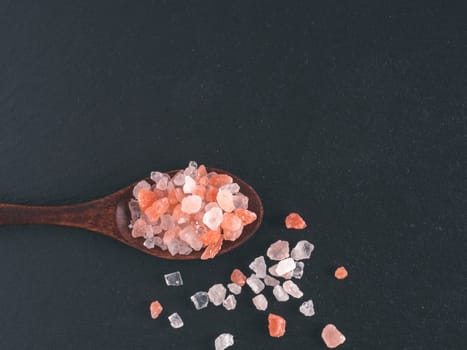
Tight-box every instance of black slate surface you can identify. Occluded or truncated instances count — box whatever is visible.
[0,1,466,349]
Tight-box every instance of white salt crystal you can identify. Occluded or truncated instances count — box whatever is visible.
[203,207,224,230]
[184,163,197,178]
[219,183,240,194]
[153,236,167,250]
[164,271,183,286]
[283,280,303,298]
[267,240,290,261]
[168,312,184,328]
[167,238,193,256]
[183,176,196,193]
[299,299,315,317]
[188,160,198,168]
[215,333,234,350]
[252,294,268,311]
[293,262,304,279]
[150,171,164,183]
[208,284,227,306]
[272,285,289,302]
[291,240,315,260]
[227,283,242,295]
[128,199,141,221]
[179,225,203,250]
[190,291,209,310]
[173,172,185,186]
[263,275,280,287]
[216,189,235,212]
[132,180,151,198]
[222,295,237,310]
[246,275,265,294]
[248,256,267,278]
[156,176,169,190]
[232,193,249,209]
[268,264,293,279]
[181,195,202,214]
[143,237,155,249]
[276,258,296,276]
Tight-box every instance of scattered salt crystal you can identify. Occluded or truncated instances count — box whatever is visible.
[215,333,234,350]
[232,193,249,209]
[272,285,289,302]
[267,240,290,261]
[264,275,280,287]
[164,271,183,286]
[219,183,240,194]
[227,283,242,295]
[282,280,303,298]
[216,189,235,212]
[179,225,203,250]
[222,295,237,310]
[203,207,224,230]
[248,256,267,278]
[132,180,151,198]
[208,284,227,306]
[321,324,346,348]
[293,262,304,279]
[190,291,209,310]
[299,299,315,317]
[181,195,202,214]
[291,240,314,260]
[252,294,268,311]
[143,237,155,249]
[173,172,185,186]
[246,275,265,294]
[268,264,293,279]
[276,258,296,276]
[183,176,196,193]
[168,312,184,328]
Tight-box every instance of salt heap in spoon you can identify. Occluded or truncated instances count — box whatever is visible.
[129,161,257,259]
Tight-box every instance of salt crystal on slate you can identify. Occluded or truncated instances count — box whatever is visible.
[252,294,268,311]
[293,262,304,279]
[299,299,315,317]
[267,240,290,261]
[276,258,296,276]
[264,275,280,287]
[168,313,184,328]
[283,280,303,298]
[268,264,293,279]
[272,285,290,302]
[227,283,242,295]
[164,271,183,286]
[249,256,267,278]
[222,295,237,310]
[246,275,265,294]
[321,324,346,348]
[291,240,314,260]
[215,333,234,350]
[208,284,227,306]
[190,291,209,310]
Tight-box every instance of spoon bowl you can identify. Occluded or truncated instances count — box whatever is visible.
[0,168,263,260]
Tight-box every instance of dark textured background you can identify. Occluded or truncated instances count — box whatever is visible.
[0,1,466,349]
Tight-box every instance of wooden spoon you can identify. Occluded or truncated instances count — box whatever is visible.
[0,168,263,260]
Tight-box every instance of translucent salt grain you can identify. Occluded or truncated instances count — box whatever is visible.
[216,189,235,212]
[264,275,280,287]
[160,214,174,231]
[149,301,163,319]
[179,225,203,250]
[299,299,315,317]
[321,324,346,348]
[232,193,249,209]
[227,283,242,295]
[190,291,209,310]
[203,207,224,230]
[156,176,169,190]
[132,180,151,198]
[167,238,193,256]
[152,224,163,235]
[222,294,237,310]
[283,280,303,298]
[208,284,227,306]
[143,237,155,249]
[173,172,185,186]
[131,218,147,238]
[219,183,240,194]
[188,160,198,168]
[183,176,196,193]
[144,224,154,238]
[291,240,315,260]
[269,264,293,279]
[215,333,234,350]
[128,199,141,221]
[248,256,267,278]
[153,236,167,250]
[276,258,296,276]
[181,195,202,214]
[267,240,290,261]
[150,171,164,183]
[164,271,183,286]
[252,294,268,311]
[272,285,289,302]
[293,262,304,279]
[168,312,184,329]
[246,275,265,294]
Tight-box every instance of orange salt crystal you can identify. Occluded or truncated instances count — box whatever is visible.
[205,186,218,202]
[167,189,178,205]
[334,266,348,280]
[234,208,257,225]
[137,189,157,211]
[196,164,207,178]
[200,228,221,245]
[268,313,286,337]
[230,268,247,286]
[223,227,243,241]
[192,185,206,199]
[208,174,233,187]
[221,213,243,231]
[149,301,163,319]
[285,212,307,229]
[153,188,167,199]
[321,324,346,348]
[145,198,169,222]
[198,175,208,186]
[200,236,223,260]
[174,188,185,202]
[172,204,189,224]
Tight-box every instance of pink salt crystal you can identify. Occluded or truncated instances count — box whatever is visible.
[183,176,196,193]
[223,226,243,241]
[216,189,235,212]
[149,301,163,319]
[221,213,243,231]
[321,324,346,348]
[204,202,219,212]
[132,180,151,198]
[232,193,249,209]
[179,225,204,251]
[131,218,147,238]
[181,195,202,214]
[203,207,224,230]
